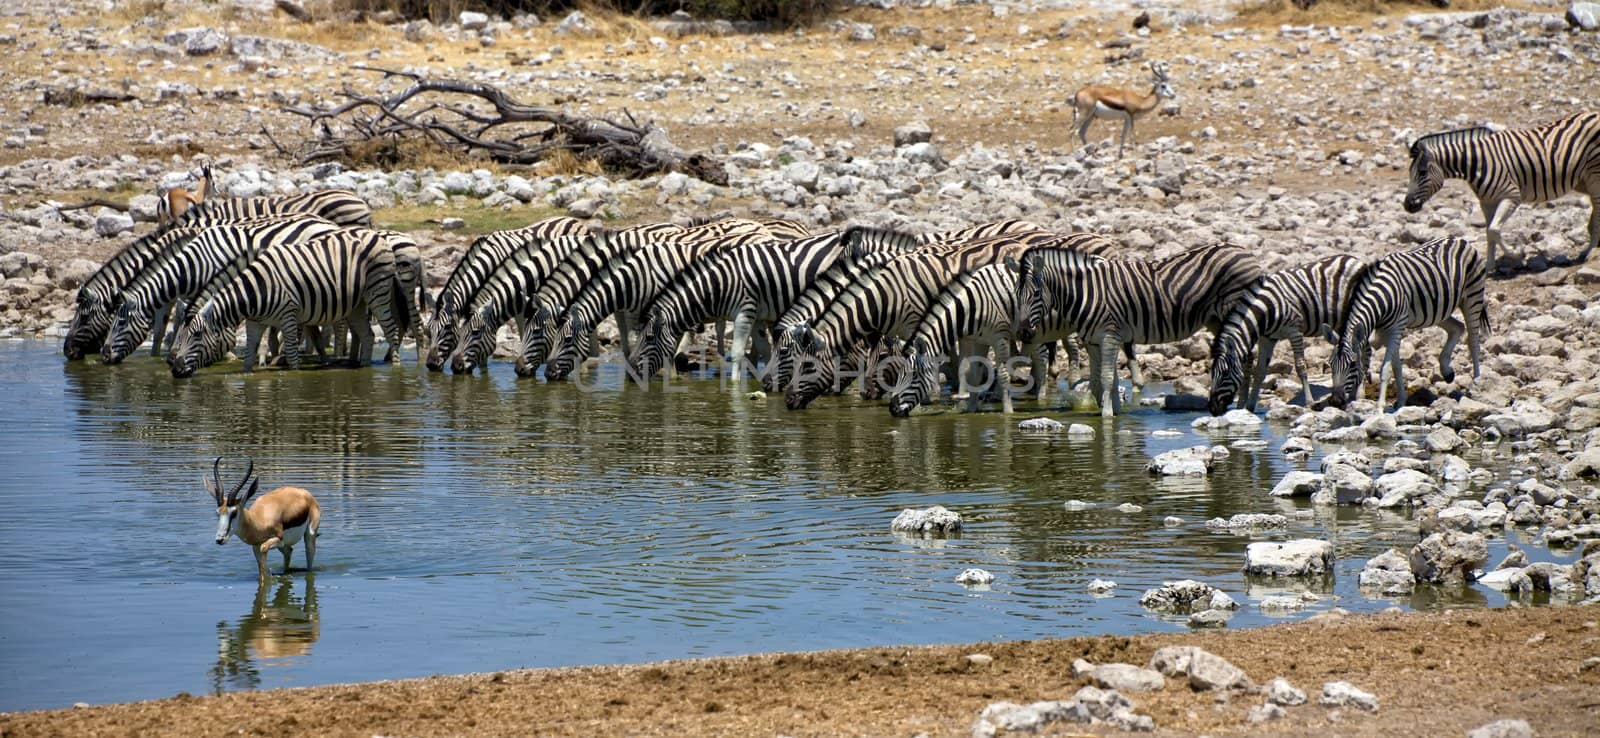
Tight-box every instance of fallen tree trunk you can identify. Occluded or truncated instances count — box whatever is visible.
[279,66,727,185]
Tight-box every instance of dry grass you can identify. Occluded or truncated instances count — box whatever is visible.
[537,146,606,177]
[106,0,172,25]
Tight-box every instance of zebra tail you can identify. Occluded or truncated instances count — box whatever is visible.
[391,274,414,342]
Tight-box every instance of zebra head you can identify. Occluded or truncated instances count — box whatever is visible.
[1206,327,1250,416]
[889,340,941,418]
[1327,339,1371,410]
[782,323,833,410]
[423,301,459,372]
[64,293,111,360]
[168,316,208,379]
[100,299,152,365]
[765,324,807,394]
[515,304,561,378]
[1403,142,1443,214]
[628,316,675,381]
[545,314,588,382]
[857,341,898,401]
[452,307,497,374]
[1009,255,1049,344]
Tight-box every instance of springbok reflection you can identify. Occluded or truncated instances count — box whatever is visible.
[210,576,320,694]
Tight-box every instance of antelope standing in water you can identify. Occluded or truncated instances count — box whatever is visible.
[1072,62,1175,158]
[206,458,321,583]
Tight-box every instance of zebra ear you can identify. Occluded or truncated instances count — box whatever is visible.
[1003,255,1021,274]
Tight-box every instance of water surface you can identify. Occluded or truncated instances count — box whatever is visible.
[0,341,1572,711]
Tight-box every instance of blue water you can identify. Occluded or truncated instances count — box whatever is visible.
[0,340,1573,711]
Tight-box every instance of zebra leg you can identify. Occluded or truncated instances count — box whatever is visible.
[349,316,376,368]
[618,314,633,356]
[1436,316,1465,384]
[1085,342,1103,403]
[1030,341,1052,402]
[1289,333,1312,408]
[1481,197,1518,271]
[1097,332,1119,417]
[1064,334,1082,387]
[725,306,758,366]
[1124,343,1143,388]
[1247,338,1277,411]
[714,318,726,357]
[1466,302,1487,380]
[995,337,1015,415]
[279,318,304,371]
[242,322,265,373]
[150,302,170,357]
[1584,195,1598,263]
[1376,331,1403,410]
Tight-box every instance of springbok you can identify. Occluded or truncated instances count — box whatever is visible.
[206,458,321,584]
[158,166,217,225]
[1072,61,1175,158]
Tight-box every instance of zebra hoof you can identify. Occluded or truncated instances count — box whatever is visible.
[1440,368,1456,383]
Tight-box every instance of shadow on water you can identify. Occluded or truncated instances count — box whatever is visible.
[211,576,321,694]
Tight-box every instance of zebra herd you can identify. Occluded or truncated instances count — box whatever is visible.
[62,112,1598,418]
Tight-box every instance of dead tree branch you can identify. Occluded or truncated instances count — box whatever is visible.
[277,68,727,185]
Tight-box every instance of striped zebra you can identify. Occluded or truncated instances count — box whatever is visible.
[99,217,343,364]
[1206,254,1366,415]
[1013,243,1262,416]
[543,229,775,381]
[312,230,431,365]
[451,234,594,374]
[64,190,373,360]
[514,221,772,378]
[763,219,1043,394]
[888,264,1023,416]
[168,229,404,378]
[1329,237,1489,411]
[688,216,811,240]
[174,189,373,229]
[629,234,844,380]
[782,230,1073,410]
[423,216,591,371]
[1404,112,1600,269]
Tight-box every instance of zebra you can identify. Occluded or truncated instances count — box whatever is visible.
[628,234,846,381]
[543,229,775,382]
[1329,237,1489,411]
[763,219,1044,395]
[1404,112,1600,270]
[782,230,1072,410]
[423,216,591,371]
[99,217,343,364]
[64,190,374,360]
[513,221,772,378]
[1012,243,1263,416]
[1002,234,1137,397]
[451,234,595,374]
[1206,254,1367,415]
[888,264,1024,416]
[168,229,404,378]
[173,189,373,229]
[310,229,431,365]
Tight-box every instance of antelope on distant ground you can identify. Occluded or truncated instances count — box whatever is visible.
[1072,62,1175,158]
[157,166,216,225]
[205,458,322,584]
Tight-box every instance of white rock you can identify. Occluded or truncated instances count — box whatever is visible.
[1088,578,1118,593]
[1206,513,1289,530]
[1147,446,1216,476]
[1258,595,1309,611]
[1067,423,1096,438]
[1315,463,1374,505]
[459,11,489,30]
[1265,677,1307,706]
[891,505,963,535]
[1139,580,1217,613]
[1090,663,1166,692]
[94,210,134,237]
[1359,548,1415,594]
[1208,590,1239,610]
[1116,503,1143,513]
[1188,608,1231,628]
[1244,539,1335,577]
[1269,471,1323,498]
[1467,719,1534,738]
[956,568,994,585]
[1320,681,1379,712]
[1409,531,1488,585]
[1018,417,1063,432]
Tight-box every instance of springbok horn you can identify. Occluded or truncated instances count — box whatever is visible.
[228,458,254,503]
[210,456,224,505]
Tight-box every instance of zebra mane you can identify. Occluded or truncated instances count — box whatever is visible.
[843,225,924,260]
[1408,126,1495,158]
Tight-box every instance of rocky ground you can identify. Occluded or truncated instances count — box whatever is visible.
[5,604,1597,737]
[2,0,1600,731]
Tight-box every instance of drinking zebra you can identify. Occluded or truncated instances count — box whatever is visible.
[1207,254,1367,415]
[64,190,372,361]
[451,234,594,374]
[888,264,1023,416]
[544,229,773,381]
[513,221,768,378]
[1012,243,1262,416]
[1329,237,1489,411]
[764,219,1043,395]
[169,229,405,377]
[782,230,1078,410]
[100,217,343,364]
[423,216,591,371]
[1404,111,1600,269]
[628,234,844,380]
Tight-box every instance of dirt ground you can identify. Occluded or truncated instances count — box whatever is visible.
[4,605,1597,737]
